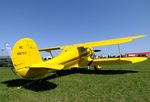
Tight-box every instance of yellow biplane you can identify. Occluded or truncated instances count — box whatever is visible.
[12,35,147,79]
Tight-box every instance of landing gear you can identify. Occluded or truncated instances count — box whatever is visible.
[55,71,60,77]
[94,65,102,71]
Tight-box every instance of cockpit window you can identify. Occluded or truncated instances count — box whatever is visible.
[78,47,87,52]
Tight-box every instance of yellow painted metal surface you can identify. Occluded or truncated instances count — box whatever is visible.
[11,35,147,79]
[12,38,47,78]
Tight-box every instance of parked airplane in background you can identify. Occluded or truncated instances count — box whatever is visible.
[11,35,147,79]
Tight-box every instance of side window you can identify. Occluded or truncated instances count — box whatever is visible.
[79,47,87,52]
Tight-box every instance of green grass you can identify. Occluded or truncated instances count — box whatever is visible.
[0,59,150,102]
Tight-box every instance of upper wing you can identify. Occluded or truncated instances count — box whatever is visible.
[72,35,146,48]
[39,35,145,52]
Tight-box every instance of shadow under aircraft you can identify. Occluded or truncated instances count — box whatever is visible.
[1,68,138,92]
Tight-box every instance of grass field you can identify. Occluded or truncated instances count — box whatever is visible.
[0,59,150,102]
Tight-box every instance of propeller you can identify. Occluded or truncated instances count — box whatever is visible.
[94,50,101,52]
[88,49,101,66]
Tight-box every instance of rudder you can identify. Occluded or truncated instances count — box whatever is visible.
[12,38,43,72]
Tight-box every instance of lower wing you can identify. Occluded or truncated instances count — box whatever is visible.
[91,57,147,66]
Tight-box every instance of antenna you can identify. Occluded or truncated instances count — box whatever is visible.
[117,44,121,59]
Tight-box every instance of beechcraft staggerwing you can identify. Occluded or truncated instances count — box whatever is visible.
[11,35,147,79]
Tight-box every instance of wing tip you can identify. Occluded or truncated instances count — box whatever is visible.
[132,34,147,39]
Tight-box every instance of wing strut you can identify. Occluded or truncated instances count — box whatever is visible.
[117,44,121,59]
[49,51,54,58]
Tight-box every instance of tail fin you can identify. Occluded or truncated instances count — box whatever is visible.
[12,38,43,71]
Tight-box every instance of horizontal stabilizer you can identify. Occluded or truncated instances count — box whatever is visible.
[30,62,64,70]
[39,47,60,52]
[91,57,147,66]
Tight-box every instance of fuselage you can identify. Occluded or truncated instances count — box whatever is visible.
[13,45,94,79]
[45,46,94,69]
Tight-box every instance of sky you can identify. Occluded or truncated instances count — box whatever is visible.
[0,0,150,56]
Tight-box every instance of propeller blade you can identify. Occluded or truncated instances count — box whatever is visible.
[94,50,101,52]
